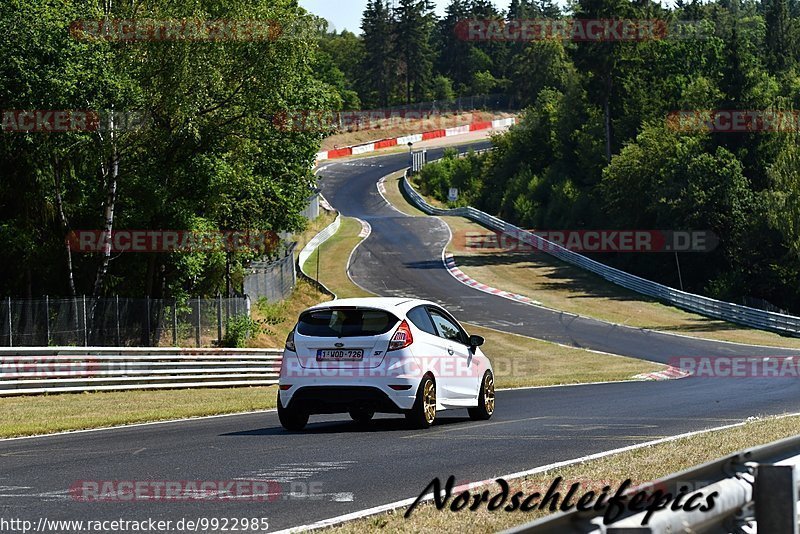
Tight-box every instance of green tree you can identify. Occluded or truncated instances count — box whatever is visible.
[394,0,436,103]
[360,0,396,107]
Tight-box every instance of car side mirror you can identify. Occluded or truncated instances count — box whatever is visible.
[469,335,484,348]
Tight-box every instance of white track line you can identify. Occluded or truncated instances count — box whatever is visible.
[273,413,800,533]
[375,169,800,352]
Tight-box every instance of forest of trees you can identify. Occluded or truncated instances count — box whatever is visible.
[350,0,800,313]
[0,0,337,300]
[4,0,800,314]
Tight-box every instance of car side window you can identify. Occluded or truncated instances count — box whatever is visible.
[428,308,466,344]
[406,306,437,335]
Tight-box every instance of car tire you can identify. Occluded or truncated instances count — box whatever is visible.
[468,371,495,421]
[349,409,375,424]
[277,391,309,431]
[406,375,437,429]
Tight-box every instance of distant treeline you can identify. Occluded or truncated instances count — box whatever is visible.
[327,0,800,313]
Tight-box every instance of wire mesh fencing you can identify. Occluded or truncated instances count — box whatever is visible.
[0,296,249,347]
[244,242,297,303]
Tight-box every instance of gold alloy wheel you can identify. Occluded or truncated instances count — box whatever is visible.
[423,380,436,424]
[484,374,495,415]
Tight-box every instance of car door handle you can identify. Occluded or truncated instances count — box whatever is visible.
[447,347,454,355]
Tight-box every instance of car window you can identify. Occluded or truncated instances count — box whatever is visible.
[428,309,466,344]
[297,308,397,337]
[406,305,437,335]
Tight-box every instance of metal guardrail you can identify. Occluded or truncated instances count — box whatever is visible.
[502,432,800,533]
[401,171,800,337]
[298,213,341,269]
[0,347,281,396]
[297,213,341,299]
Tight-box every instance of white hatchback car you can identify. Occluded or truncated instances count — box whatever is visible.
[277,297,495,430]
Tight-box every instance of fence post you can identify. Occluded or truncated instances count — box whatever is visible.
[82,295,87,346]
[7,296,12,347]
[195,296,201,347]
[45,295,50,346]
[172,298,178,346]
[216,294,223,343]
[145,296,151,346]
[115,295,120,346]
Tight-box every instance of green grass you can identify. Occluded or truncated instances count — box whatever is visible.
[0,386,277,438]
[331,414,800,533]
[302,216,373,299]
[382,172,800,349]
[297,198,663,389]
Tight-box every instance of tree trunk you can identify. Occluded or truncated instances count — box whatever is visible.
[53,156,77,298]
[604,75,612,162]
[91,117,119,298]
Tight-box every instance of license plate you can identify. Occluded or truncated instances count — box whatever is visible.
[316,349,364,361]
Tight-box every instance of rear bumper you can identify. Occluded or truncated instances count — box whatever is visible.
[282,386,412,414]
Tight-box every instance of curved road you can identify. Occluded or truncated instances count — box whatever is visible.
[2,143,799,533]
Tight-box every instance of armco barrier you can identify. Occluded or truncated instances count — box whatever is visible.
[316,117,516,162]
[297,213,341,298]
[503,432,800,533]
[401,171,800,337]
[0,347,281,396]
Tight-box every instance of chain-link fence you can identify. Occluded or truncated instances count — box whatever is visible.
[375,93,519,115]
[244,242,297,303]
[0,296,249,347]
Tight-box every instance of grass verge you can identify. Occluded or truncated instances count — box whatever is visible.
[331,413,800,533]
[382,172,800,349]
[0,212,342,438]
[302,216,373,299]
[299,200,663,388]
[0,386,277,438]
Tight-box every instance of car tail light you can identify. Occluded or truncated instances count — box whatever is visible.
[388,320,413,351]
[279,384,292,390]
[285,329,296,352]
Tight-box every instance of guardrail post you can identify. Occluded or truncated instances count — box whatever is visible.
[172,298,178,346]
[7,296,12,347]
[195,296,201,347]
[45,295,50,346]
[755,464,798,533]
[216,294,222,343]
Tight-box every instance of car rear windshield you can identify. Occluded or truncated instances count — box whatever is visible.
[297,308,398,337]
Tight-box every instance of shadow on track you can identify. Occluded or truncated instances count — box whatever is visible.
[220,415,473,436]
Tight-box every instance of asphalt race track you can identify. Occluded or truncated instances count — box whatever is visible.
[3,142,800,532]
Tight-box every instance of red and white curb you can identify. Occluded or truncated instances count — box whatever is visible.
[444,253,541,306]
[633,366,691,381]
[315,117,515,163]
